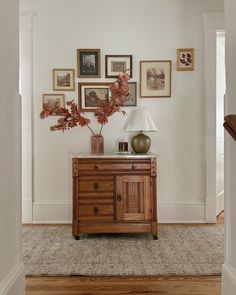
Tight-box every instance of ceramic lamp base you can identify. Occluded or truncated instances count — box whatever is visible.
[131,132,151,153]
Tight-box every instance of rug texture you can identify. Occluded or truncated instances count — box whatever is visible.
[22,225,224,276]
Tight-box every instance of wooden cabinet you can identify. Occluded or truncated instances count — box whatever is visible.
[72,155,157,240]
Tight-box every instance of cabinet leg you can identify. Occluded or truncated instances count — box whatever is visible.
[74,235,80,240]
[152,234,158,240]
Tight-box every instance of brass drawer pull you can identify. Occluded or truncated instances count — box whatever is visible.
[131,164,137,169]
[93,182,99,189]
[117,195,122,201]
[93,206,99,214]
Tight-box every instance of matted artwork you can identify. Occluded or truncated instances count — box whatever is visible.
[77,49,101,78]
[105,55,132,78]
[53,69,75,91]
[176,48,194,71]
[78,82,111,112]
[140,60,172,98]
[124,82,137,106]
[42,94,65,115]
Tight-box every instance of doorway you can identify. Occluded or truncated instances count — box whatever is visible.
[216,32,225,216]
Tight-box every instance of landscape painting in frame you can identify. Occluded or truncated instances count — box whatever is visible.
[176,48,194,71]
[77,49,101,78]
[105,55,132,78]
[78,82,111,112]
[140,60,172,97]
[53,69,75,91]
[42,94,65,115]
[124,82,137,106]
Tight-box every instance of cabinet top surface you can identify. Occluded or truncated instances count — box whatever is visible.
[71,152,157,159]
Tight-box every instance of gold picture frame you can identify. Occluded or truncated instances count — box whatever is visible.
[42,94,65,115]
[176,48,194,71]
[140,60,172,98]
[53,69,75,91]
[77,49,101,78]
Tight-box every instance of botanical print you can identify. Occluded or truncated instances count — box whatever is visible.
[146,67,165,90]
[84,88,109,107]
[177,48,194,71]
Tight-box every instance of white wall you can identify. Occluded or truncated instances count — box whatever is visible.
[0,0,25,294]
[222,0,236,293]
[20,0,224,223]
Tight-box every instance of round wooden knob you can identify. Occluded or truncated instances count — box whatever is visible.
[117,195,122,201]
[93,207,99,214]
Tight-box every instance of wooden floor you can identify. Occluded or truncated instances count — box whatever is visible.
[25,212,224,295]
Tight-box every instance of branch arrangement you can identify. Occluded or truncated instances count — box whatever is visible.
[40,72,130,135]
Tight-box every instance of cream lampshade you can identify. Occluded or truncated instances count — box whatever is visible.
[125,108,157,153]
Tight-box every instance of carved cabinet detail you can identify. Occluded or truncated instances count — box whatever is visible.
[72,155,157,240]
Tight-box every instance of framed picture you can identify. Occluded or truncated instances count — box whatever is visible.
[124,82,137,106]
[176,48,194,71]
[105,55,132,78]
[77,49,101,78]
[78,82,111,112]
[53,69,75,91]
[42,94,65,115]
[140,60,172,98]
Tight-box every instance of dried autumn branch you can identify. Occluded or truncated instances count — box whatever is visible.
[40,71,130,135]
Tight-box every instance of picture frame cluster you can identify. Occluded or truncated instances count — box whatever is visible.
[42,48,194,115]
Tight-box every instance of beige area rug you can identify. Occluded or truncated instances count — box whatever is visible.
[22,225,223,276]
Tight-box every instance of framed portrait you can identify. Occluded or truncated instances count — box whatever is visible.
[77,49,101,78]
[42,94,65,115]
[140,60,172,98]
[105,55,132,78]
[176,48,194,71]
[53,69,75,91]
[124,82,137,106]
[78,82,111,112]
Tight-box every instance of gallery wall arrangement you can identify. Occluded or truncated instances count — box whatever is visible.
[42,48,195,116]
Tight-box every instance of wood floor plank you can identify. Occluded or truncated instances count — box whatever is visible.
[26,276,221,295]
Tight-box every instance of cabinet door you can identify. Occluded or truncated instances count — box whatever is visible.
[116,175,151,221]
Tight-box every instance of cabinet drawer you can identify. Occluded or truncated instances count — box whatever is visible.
[78,162,151,172]
[79,204,113,221]
[78,175,114,192]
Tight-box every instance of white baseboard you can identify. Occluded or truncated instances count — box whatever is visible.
[0,262,25,295]
[33,201,72,223]
[222,264,236,295]
[22,198,33,223]
[158,201,206,223]
[32,200,206,224]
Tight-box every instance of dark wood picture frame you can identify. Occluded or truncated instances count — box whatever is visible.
[105,55,132,78]
[78,82,111,112]
[77,49,101,78]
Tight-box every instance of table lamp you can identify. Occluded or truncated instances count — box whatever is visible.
[125,108,157,153]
